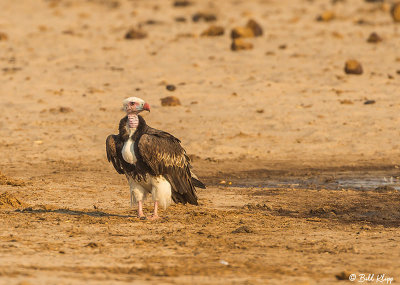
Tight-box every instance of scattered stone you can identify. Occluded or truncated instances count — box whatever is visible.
[201,25,224,37]
[219,260,229,266]
[174,16,187,22]
[124,28,147,40]
[85,242,99,248]
[232,226,253,234]
[49,106,73,114]
[364,100,375,105]
[142,19,163,26]
[340,99,353,105]
[244,203,273,211]
[309,207,337,215]
[335,271,351,280]
[316,11,335,22]
[391,2,400,22]
[344,60,363,75]
[355,19,373,25]
[246,19,263,36]
[278,44,287,49]
[0,192,26,209]
[367,32,382,43]
[231,39,253,51]
[173,0,192,7]
[256,109,264,113]
[231,19,263,39]
[396,70,400,75]
[192,12,217,22]
[175,33,196,39]
[231,27,254,39]
[161,96,181,106]
[0,32,8,41]
[166,84,176,91]
[360,225,371,230]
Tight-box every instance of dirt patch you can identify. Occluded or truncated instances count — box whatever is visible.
[0,191,27,209]
[0,173,25,187]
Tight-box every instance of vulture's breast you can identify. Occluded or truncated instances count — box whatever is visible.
[122,137,137,165]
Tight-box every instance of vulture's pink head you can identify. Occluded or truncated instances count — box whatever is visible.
[123,97,150,114]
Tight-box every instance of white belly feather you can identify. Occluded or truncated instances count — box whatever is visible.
[122,138,137,164]
[128,175,172,209]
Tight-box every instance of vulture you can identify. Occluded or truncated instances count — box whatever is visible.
[106,97,205,219]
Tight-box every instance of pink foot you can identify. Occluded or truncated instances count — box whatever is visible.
[137,213,147,220]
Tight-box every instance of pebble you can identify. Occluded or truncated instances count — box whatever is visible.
[232,226,253,234]
[0,32,8,41]
[231,39,253,51]
[124,28,147,40]
[231,27,254,39]
[246,19,263,36]
[173,0,192,7]
[49,106,73,114]
[174,16,187,22]
[316,11,335,22]
[360,225,371,230]
[335,271,351,280]
[367,32,382,43]
[364,100,375,105]
[201,25,224,37]
[192,12,217,22]
[166,84,176,91]
[161,96,181,106]
[231,19,263,39]
[219,260,229,266]
[391,2,400,22]
[344,60,363,75]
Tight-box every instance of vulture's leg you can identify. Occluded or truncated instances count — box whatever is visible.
[150,177,172,220]
[138,200,145,219]
[149,201,159,220]
[128,178,147,219]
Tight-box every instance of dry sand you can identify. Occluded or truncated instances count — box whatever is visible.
[0,0,400,284]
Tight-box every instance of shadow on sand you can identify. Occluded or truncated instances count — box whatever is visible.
[15,207,136,219]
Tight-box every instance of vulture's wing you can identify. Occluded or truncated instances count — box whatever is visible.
[137,131,198,205]
[106,135,125,174]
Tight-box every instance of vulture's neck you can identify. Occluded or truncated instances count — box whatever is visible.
[127,113,139,130]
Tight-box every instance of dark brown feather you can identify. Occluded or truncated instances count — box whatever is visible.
[136,117,199,205]
[106,135,124,174]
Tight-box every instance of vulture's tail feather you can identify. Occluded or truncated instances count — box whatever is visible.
[191,177,206,189]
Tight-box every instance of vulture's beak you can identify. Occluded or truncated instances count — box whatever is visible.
[143,102,150,112]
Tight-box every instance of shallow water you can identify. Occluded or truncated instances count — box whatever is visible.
[337,177,400,191]
[222,171,400,191]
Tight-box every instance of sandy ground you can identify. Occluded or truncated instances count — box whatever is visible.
[1,0,400,284]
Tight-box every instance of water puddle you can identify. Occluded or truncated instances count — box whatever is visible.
[218,171,400,191]
[337,177,400,191]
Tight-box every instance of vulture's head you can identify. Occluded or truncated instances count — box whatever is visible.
[123,97,150,114]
